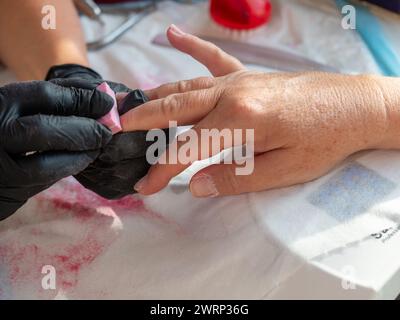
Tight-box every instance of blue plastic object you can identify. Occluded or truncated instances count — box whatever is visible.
[336,0,400,76]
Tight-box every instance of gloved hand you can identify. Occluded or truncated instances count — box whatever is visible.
[0,80,114,220]
[46,64,170,199]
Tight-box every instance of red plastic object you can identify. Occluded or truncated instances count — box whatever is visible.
[95,0,134,3]
[210,0,271,30]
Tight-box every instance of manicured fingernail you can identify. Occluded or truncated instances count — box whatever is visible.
[134,175,148,192]
[190,174,219,198]
[169,24,185,36]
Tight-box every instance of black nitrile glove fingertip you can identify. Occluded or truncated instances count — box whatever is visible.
[119,89,148,115]
[92,90,115,119]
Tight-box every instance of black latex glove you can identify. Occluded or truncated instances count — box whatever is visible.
[0,80,114,220]
[46,64,169,199]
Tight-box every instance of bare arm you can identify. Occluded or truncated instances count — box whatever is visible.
[122,26,400,197]
[0,0,88,80]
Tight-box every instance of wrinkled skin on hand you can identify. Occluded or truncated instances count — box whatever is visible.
[119,26,400,197]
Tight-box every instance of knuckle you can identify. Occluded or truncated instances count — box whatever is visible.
[177,80,190,93]
[161,94,181,118]
[231,97,254,115]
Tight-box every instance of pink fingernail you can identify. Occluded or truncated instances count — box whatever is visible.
[134,175,148,192]
[190,174,219,198]
[169,24,185,36]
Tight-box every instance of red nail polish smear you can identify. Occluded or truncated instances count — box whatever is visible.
[210,0,272,31]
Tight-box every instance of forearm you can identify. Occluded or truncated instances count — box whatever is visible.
[0,0,88,80]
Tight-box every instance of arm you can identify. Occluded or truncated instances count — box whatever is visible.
[121,25,400,197]
[0,0,88,80]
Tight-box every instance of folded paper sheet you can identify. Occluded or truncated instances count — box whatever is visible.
[1,0,400,299]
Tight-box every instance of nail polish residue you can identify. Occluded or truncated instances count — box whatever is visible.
[0,177,165,299]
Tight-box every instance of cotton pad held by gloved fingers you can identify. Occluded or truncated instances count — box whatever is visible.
[97,82,122,134]
[74,89,169,199]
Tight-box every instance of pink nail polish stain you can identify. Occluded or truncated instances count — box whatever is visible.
[0,178,169,299]
[41,177,147,216]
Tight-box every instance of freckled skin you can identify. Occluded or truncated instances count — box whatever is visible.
[206,71,398,192]
[117,29,400,197]
[131,70,400,196]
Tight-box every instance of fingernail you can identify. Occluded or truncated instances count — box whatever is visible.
[134,175,148,192]
[190,174,219,198]
[169,24,185,36]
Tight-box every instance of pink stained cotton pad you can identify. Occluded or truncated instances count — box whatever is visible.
[96,82,122,134]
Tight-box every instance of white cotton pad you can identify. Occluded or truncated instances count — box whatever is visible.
[97,82,122,134]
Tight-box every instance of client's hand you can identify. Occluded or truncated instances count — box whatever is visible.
[121,25,400,197]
